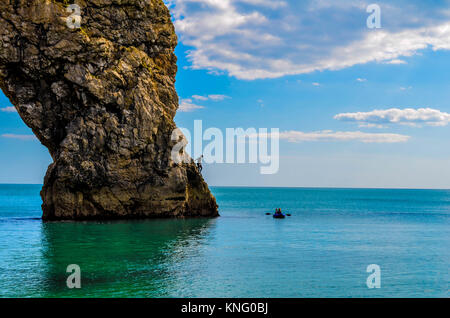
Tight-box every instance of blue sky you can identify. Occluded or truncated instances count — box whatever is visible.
[1,0,450,188]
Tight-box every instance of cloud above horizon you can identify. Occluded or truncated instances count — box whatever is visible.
[179,93,231,112]
[192,94,231,101]
[335,108,450,127]
[178,98,205,112]
[1,134,37,141]
[254,130,410,143]
[0,106,16,113]
[166,0,450,80]
[279,130,410,143]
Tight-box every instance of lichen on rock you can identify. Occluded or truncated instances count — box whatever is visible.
[0,0,218,220]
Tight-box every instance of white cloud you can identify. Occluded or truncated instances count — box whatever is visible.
[254,129,410,143]
[238,0,288,9]
[279,130,410,143]
[358,123,387,129]
[178,99,205,112]
[356,78,367,82]
[208,94,231,101]
[167,0,450,80]
[1,134,37,141]
[384,59,407,65]
[191,95,209,101]
[312,82,321,86]
[192,94,231,101]
[334,108,450,127]
[0,106,17,113]
[183,94,231,111]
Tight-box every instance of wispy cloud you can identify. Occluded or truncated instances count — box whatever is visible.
[278,130,410,143]
[255,130,410,143]
[1,134,37,141]
[191,95,209,101]
[178,99,205,112]
[180,94,231,112]
[357,123,387,129]
[192,94,231,101]
[167,0,450,80]
[209,94,231,101]
[356,78,367,82]
[384,59,407,65]
[0,106,17,113]
[334,108,450,127]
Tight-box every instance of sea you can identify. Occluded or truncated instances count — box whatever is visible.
[0,184,448,297]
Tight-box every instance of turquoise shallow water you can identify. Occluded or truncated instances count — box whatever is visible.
[0,184,448,297]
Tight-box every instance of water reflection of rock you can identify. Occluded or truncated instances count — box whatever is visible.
[40,219,216,297]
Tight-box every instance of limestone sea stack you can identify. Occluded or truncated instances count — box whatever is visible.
[0,0,218,220]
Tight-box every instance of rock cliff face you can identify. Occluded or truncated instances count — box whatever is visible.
[0,0,218,220]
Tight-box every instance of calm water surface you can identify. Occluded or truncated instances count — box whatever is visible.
[0,185,448,297]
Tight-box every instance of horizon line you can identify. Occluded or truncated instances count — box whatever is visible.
[209,186,450,190]
[1,183,449,191]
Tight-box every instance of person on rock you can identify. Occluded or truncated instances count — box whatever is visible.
[196,155,204,172]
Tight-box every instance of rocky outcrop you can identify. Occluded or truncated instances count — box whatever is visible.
[0,0,218,220]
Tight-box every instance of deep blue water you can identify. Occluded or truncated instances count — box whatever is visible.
[0,184,448,297]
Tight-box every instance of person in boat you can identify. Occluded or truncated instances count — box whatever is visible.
[275,208,282,215]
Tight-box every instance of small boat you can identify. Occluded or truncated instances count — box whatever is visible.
[273,213,286,219]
